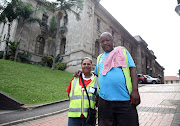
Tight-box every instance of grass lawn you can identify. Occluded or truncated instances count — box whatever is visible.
[0,59,73,105]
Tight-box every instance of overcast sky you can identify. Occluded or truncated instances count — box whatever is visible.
[99,0,180,77]
[45,0,180,76]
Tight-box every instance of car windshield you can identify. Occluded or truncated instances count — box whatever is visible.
[145,75,151,78]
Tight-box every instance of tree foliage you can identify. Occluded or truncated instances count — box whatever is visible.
[0,0,44,61]
[1,40,19,60]
[51,0,83,70]
[13,1,43,61]
[0,0,27,59]
[49,16,57,38]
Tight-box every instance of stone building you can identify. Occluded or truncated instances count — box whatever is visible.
[0,0,164,83]
[134,36,164,83]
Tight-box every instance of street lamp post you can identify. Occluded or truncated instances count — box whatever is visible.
[175,0,180,15]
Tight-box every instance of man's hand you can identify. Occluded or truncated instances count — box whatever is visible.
[130,90,140,106]
[73,69,82,77]
[129,67,141,107]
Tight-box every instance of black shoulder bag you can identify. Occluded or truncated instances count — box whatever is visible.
[80,74,97,125]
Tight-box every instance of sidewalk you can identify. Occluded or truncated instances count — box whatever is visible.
[137,84,180,126]
[4,84,180,126]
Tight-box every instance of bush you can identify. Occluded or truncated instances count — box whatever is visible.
[42,56,53,68]
[0,51,3,59]
[18,51,32,63]
[9,56,14,61]
[55,54,63,63]
[33,61,44,66]
[55,62,66,70]
[2,40,20,60]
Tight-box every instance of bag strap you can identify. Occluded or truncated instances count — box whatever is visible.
[80,74,91,108]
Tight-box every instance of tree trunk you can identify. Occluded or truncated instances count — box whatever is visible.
[14,22,25,62]
[3,23,11,59]
[52,12,62,70]
[14,44,20,61]
[0,23,5,42]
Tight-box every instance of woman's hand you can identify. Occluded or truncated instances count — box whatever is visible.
[73,69,82,77]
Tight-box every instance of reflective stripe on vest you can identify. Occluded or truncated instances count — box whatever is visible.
[96,48,132,94]
[70,95,96,101]
[69,108,89,113]
[68,76,98,118]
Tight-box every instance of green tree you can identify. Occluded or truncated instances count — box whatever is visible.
[14,1,42,61]
[51,0,83,70]
[0,9,7,44]
[0,0,43,61]
[49,16,57,38]
[0,0,10,14]
[3,40,20,59]
[0,0,11,46]
[48,15,57,43]
[0,0,19,59]
[46,16,57,57]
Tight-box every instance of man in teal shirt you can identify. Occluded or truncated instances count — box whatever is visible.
[94,47,135,101]
[94,32,140,126]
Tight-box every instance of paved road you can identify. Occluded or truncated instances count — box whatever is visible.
[0,100,69,125]
[0,84,180,126]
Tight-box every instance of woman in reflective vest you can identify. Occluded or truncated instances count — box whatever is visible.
[66,57,99,126]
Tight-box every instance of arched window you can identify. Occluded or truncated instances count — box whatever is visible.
[95,41,100,57]
[60,38,66,55]
[36,36,45,55]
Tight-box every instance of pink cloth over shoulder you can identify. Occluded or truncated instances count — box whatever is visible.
[102,46,127,75]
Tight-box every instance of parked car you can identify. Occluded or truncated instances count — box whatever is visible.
[138,74,147,84]
[144,75,160,84]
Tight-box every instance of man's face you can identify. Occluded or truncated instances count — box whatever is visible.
[100,34,113,52]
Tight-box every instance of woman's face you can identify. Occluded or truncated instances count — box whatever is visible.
[81,59,92,74]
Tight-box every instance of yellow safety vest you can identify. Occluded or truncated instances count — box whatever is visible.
[68,76,99,118]
[97,48,133,94]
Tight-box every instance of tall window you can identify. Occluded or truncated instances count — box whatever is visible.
[60,38,66,55]
[36,36,45,55]
[97,18,101,31]
[122,39,125,46]
[3,34,6,40]
[42,14,48,26]
[112,30,114,38]
[95,41,100,57]
[146,57,149,74]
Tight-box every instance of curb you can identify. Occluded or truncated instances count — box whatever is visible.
[0,99,69,126]
[1,108,69,126]
[21,99,69,110]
